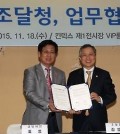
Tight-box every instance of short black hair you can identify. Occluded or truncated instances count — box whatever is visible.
[38,40,58,54]
[79,44,96,57]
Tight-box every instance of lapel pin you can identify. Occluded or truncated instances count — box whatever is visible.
[96,75,98,77]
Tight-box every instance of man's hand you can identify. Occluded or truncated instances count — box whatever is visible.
[68,109,82,114]
[91,92,101,103]
[48,102,62,112]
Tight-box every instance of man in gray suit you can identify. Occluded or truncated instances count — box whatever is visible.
[22,40,66,133]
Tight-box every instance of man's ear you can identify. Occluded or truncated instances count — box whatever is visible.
[79,56,81,61]
[38,52,41,61]
[38,52,40,57]
[56,52,58,57]
[79,56,82,66]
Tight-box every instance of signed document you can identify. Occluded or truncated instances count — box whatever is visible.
[51,83,92,111]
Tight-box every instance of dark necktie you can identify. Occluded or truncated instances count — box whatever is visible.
[45,68,53,102]
[85,71,91,116]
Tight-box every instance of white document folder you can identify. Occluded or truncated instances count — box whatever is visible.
[51,83,92,111]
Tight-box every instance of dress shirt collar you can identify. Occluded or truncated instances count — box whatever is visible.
[83,67,95,83]
[83,66,94,73]
[41,63,52,71]
[40,63,52,78]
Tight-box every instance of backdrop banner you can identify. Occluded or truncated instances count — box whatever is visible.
[0,0,120,46]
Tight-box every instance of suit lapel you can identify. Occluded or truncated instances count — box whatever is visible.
[51,67,58,84]
[35,64,45,80]
[80,68,85,83]
[90,67,99,91]
[35,64,58,85]
[35,64,49,93]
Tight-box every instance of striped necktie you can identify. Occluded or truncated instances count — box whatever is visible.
[45,68,53,102]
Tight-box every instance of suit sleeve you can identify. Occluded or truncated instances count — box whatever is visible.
[102,71,117,106]
[23,69,48,110]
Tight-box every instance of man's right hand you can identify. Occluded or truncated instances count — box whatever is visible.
[48,102,62,112]
[68,109,82,114]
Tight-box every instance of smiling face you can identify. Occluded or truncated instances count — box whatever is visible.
[38,44,57,68]
[79,46,96,70]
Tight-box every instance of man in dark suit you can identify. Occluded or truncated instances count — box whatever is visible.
[67,44,117,133]
[22,40,66,133]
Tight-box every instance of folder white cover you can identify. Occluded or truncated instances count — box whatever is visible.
[51,83,92,111]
